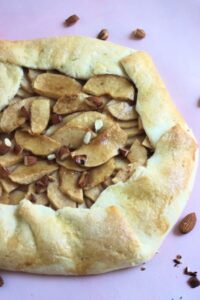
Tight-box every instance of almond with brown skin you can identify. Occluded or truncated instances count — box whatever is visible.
[19,106,30,120]
[24,155,38,166]
[0,166,10,178]
[57,145,70,160]
[97,29,109,40]
[133,28,146,39]
[179,212,197,234]
[13,144,23,155]
[0,143,10,155]
[64,14,79,26]
[50,113,63,125]
[78,172,89,188]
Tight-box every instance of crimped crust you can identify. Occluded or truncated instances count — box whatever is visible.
[0,36,198,275]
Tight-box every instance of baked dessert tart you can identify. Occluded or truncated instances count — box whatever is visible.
[0,36,198,275]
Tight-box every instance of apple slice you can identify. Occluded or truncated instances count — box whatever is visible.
[0,152,23,167]
[59,167,83,204]
[33,73,82,99]
[107,100,138,120]
[71,125,127,167]
[84,185,103,202]
[127,139,147,165]
[57,157,86,172]
[31,99,50,134]
[9,161,58,184]
[15,131,60,156]
[83,75,135,101]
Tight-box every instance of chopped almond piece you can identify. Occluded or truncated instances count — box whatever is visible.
[83,75,135,101]
[19,106,30,120]
[119,148,129,158]
[78,172,89,188]
[84,159,115,190]
[0,166,10,178]
[0,143,10,155]
[85,96,105,109]
[47,176,76,209]
[127,139,147,165]
[35,175,49,193]
[84,185,103,202]
[15,131,60,156]
[57,157,86,172]
[24,155,38,166]
[57,145,70,160]
[33,73,82,99]
[59,167,84,204]
[71,125,127,167]
[51,125,89,149]
[31,99,50,134]
[53,93,91,115]
[50,113,63,125]
[107,100,138,121]
[0,178,18,193]
[9,161,58,184]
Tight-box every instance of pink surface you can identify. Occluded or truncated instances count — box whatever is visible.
[0,0,200,299]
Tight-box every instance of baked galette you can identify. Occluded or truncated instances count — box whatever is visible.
[0,36,198,275]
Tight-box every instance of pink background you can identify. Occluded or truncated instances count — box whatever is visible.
[0,0,200,299]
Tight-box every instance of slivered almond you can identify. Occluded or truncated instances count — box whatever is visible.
[179,213,197,234]
[83,75,135,101]
[31,99,50,134]
[33,73,82,99]
[59,167,83,203]
[15,131,60,156]
[9,161,58,184]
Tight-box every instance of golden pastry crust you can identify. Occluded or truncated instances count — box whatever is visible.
[0,36,198,275]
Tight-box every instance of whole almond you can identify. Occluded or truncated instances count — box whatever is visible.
[133,28,146,39]
[97,29,109,40]
[64,14,79,26]
[179,212,197,234]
